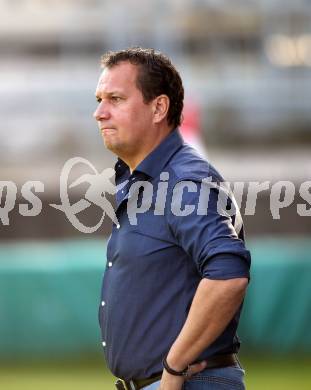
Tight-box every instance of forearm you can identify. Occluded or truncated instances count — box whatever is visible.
[166,277,248,370]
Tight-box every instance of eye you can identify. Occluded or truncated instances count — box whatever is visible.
[111,96,122,102]
[96,97,102,103]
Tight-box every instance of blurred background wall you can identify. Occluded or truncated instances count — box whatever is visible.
[0,1,311,389]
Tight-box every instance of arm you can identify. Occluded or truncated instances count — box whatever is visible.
[158,277,248,390]
[158,184,250,389]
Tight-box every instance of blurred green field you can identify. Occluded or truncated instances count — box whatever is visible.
[1,356,310,390]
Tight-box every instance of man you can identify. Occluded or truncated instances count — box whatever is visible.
[94,47,251,390]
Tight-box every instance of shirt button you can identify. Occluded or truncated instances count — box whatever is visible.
[108,262,113,267]
[101,300,105,306]
[116,224,120,229]
[102,341,106,347]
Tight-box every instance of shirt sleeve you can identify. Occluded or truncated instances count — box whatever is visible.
[166,180,251,280]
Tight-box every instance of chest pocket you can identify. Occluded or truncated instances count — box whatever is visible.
[123,179,176,244]
[133,209,176,245]
[111,211,176,264]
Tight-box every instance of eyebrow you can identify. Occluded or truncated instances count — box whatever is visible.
[95,90,125,98]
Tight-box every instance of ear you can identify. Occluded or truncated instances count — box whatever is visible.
[152,95,170,124]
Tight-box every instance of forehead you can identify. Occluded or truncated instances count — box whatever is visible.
[96,62,139,94]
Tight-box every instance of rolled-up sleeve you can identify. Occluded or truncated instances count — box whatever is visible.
[166,181,251,280]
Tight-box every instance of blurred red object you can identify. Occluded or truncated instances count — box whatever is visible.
[180,98,206,156]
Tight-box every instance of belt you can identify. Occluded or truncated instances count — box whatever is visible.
[115,372,162,390]
[115,353,239,390]
[202,353,239,369]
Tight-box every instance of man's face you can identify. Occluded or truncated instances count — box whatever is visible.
[94,62,154,160]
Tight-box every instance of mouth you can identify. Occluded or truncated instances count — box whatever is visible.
[101,128,117,135]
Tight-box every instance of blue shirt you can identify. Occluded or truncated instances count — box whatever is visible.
[99,129,251,381]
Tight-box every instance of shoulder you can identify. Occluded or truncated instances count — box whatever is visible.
[167,143,224,184]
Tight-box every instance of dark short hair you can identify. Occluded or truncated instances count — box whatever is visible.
[101,47,184,129]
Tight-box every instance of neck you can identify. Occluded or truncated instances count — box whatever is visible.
[121,125,173,172]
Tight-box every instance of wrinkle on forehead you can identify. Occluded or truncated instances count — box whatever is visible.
[96,63,139,95]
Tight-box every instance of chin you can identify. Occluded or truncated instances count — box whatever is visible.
[103,139,114,150]
[103,139,120,154]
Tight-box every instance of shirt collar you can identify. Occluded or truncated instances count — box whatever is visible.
[114,129,184,179]
[114,129,184,180]
[114,158,129,180]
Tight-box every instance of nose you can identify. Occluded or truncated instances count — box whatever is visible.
[93,101,111,121]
